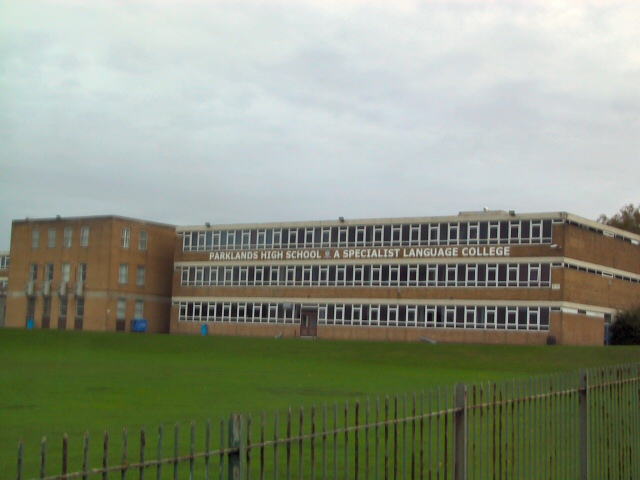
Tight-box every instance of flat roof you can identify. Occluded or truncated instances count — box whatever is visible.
[12,215,176,229]
[177,210,640,243]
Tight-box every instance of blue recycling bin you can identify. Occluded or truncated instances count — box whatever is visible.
[131,318,148,333]
[201,323,208,335]
[26,317,34,330]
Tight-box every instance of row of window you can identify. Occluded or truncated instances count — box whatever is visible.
[28,262,146,287]
[178,301,550,331]
[118,264,146,286]
[27,296,86,319]
[563,263,640,284]
[180,263,551,288]
[30,262,87,283]
[117,298,145,320]
[183,220,554,251]
[26,296,144,320]
[30,226,148,250]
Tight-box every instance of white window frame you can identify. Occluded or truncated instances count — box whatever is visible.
[121,227,131,248]
[117,299,127,320]
[319,266,330,285]
[135,300,144,318]
[466,264,477,287]
[139,231,148,251]
[45,263,54,282]
[353,265,365,286]
[61,263,71,283]
[48,228,56,248]
[391,225,402,244]
[446,264,457,287]
[32,228,40,248]
[408,265,419,286]
[355,226,367,246]
[80,226,89,247]
[119,264,128,284]
[63,227,72,248]
[447,223,459,245]
[253,266,264,286]
[406,305,418,326]
[269,266,280,286]
[488,222,500,244]
[209,267,219,286]
[373,225,384,245]
[338,226,348,247]
[78,263,87,283]
[137,266,146,286]
[321,227,332,247]
[304,228,315,248]
[76,297,85,318]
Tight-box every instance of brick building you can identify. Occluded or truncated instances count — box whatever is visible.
[170,211,640,345]
[4,216,175,333]
[0,251,8,327]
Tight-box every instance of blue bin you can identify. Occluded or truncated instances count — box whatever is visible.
[201,323,208,335]
[26,317,34,330]
[131,318,148,333]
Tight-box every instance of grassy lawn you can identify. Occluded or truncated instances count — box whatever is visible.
[2,328,639,478]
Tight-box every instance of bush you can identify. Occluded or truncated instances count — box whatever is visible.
[609,308,640,345]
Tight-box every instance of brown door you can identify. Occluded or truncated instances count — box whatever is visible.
[300,309,318,337]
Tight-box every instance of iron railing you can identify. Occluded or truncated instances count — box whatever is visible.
[16,363,640,479]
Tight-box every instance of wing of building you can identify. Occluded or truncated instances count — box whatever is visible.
[5,216,176,333]
[5,211,640,345]
[171,211,640,345]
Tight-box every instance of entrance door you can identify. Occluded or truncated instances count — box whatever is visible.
[300,309,318,337]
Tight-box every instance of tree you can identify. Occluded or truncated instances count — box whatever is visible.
[597,203,640,234]
[609,308,640,345]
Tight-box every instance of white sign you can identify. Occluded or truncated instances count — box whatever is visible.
[209,246,511,262]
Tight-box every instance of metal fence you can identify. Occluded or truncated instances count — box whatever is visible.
[16,363,640,480]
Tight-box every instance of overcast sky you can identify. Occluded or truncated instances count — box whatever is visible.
[1,0,638,250]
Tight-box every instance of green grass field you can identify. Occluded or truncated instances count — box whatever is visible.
[2,328,639,478]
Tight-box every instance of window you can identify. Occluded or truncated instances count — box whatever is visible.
[59,297,68,317]
[117,299,126,320]
[43,297,52,318]
[76,298,85,318]
[29,264,38,282]
[135,300,144,318]
[136,266,146,286]
[78,263,87,283]
[63,227,72,248]
[119,264,128,284]
[45,263,54,282]
[121,227,131,248]
[27,297,36,317]
[48,228,56,248]
[80,226,89,247]
[32,228,40,248]
[61,263,71,283]
[139,231,148,250]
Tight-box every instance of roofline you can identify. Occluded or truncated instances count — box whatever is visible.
[12,215,176,229]
[177,210,564,231]
[177,210,640,243]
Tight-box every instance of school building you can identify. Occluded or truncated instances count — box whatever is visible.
[3,211,640,345]
[170,211,640,345]
[4,216,176,333]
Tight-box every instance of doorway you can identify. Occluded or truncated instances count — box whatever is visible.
[300,308,318,337]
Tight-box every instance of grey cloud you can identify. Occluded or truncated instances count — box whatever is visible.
[1,1,639,248]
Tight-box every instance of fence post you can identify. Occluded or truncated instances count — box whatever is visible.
[579,369,589,480]
[17,438,23,480]
[228,414,245,480]
[454,382,468,480]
